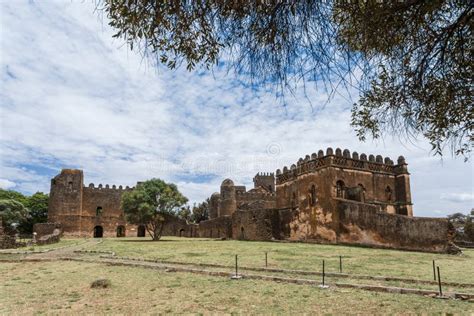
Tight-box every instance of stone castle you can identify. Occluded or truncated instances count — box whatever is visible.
[47,147,457,253]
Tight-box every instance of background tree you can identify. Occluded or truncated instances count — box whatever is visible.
[121,179,188,241]
[190,198,210,223]
[0,189,49,234]
[177,205,191,222]
[99,0,472,158]
[464,217,474,242]
[19,192,49,233]
[0,199,29,235]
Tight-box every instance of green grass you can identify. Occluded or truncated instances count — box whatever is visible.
[0,261,472,314]
[88,237,474,285]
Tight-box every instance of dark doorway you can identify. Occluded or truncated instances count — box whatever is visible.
[179,228,185,237]
[240,227,245,240]
[116,225,126,237]
[93,226,103,238]
[398,208,408,216]
[137,225,146,237]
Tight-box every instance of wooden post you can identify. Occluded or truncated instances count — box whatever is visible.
[235,254,238,277]
[339,256,342,273]
[322,260,325,286]
[437,266,442,297]
[265,252,268,268]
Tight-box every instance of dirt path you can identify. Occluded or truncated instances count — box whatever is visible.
[24,239,101,260]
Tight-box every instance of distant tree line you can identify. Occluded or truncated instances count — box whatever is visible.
[0,189,49,235]
[177,198,210,224]
[448,210,474,242]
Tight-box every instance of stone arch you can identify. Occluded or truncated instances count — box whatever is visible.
[93,226,103,238]
[309,184,317,206]
[137,225,146,237]
[358,184,366,202]
[96,206,103,217]
[291,191,297,208]
[385,186,393,202]
[240,227,245,240]
[336,180,345,198]
[179,228,185,237]
[116,225,126,237]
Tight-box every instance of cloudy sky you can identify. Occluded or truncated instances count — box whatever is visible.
[0,1,472,217]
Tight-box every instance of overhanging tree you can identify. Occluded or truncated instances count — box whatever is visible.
[121,179,188,240]
[99,0,472,158]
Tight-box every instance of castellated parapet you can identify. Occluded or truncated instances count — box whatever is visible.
[48,169,137,237]
[276,147,407,184]
[275,147,412,218]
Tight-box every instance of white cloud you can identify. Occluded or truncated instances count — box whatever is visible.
[0,1,473,217]
[0,179,16,190]
[440,193,474,203]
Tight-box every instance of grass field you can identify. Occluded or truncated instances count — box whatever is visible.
[1,260,473,314]
[1,237,473,314]
[88,237,474,284]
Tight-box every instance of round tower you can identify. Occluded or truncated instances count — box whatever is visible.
[218,179,236,217]
[209,192,220,219]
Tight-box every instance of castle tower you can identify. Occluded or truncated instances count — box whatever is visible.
[48,169,84,224]
[209,192,220,219]
[253,172,275,192]
[218,179,236,217]
[394,156,413,216]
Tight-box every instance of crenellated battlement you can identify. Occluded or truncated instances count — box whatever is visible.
[254,172,274,177]
[276,147,408,185]
[84,183,134,192]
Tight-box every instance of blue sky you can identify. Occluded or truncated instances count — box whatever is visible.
[0,1,472,217]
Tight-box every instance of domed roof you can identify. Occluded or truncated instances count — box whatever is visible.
[211,192,220,197]
[221,178,234,186]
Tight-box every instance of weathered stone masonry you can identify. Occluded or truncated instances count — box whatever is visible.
[47,147,458,253]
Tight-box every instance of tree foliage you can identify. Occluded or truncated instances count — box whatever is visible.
[465,217,474,242]
[99,0,472,158]
[121,179,188,240]
[0,189,49,234]
[190,198,210,223]
[0,199,29,235]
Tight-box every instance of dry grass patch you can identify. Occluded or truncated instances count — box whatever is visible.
[0,261,473,314]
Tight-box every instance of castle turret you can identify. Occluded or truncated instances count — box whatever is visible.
[48,169,84,223]
[253,172,275,193]
[394,156,413,216]
[219,179,236,217]
[209,192,220,219]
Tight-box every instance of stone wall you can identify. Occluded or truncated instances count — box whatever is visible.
[198,216,232,238]
[162,214,198,237]
[336,199,459,253]
[231,209,282,240]
[33,222,62,239]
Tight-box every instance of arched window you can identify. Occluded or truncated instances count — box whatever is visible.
[358,184,366,202]
[96,206,103,216]
[309,185,317,206]
[291,191,297,207]
[385,186,392,202]
[336,181,345,198]
[67,181,73,192]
